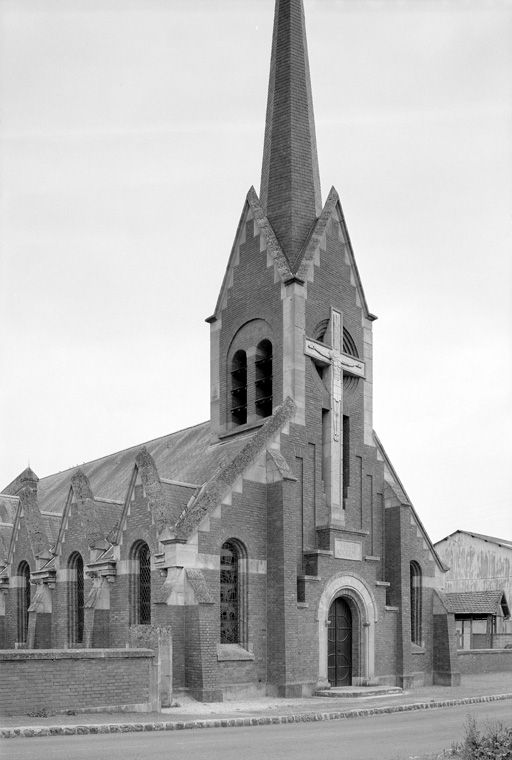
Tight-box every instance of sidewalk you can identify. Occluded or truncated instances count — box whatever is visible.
[2,673,511,739]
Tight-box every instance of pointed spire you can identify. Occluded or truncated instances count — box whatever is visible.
[260,0,322,270]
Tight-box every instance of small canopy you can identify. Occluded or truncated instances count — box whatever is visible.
[444,590,510,619]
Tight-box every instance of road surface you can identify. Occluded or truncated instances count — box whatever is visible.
[3,701,511,760]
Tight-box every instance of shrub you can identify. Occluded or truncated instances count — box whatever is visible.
[458,716,512,760]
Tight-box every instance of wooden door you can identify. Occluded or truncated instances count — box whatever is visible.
[328,597,352,686]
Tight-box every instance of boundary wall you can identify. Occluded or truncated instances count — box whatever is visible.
[0,649,156,716]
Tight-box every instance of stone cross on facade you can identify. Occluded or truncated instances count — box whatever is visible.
[304,308,365,526]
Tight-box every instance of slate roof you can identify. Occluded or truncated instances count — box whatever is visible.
[3,421,250,518]
[0,524,12,563]
[444,590,510,617]
[40,513,61,547]
[0,494,18,524]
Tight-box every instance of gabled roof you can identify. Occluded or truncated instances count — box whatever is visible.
[3,421,250,519]
[208,188,295,322]
[295,188,376,321]
[373,431,448,572]
[435,530,512,551]
[443,590,510,618]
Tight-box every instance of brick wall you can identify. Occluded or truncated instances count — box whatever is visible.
[457,649,512,674]
[0,649,156,716]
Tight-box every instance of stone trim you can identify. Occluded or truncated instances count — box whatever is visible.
[216,644,254,662]
[0,648,153,661]
[316,573,378,687]
[3,694,512,740]
[174,398,296,539]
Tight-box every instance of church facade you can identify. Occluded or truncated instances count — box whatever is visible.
[0,0,459,701]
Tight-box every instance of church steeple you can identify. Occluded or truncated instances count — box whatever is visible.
[260,0,322,271]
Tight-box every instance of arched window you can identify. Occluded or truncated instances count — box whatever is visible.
[220,540,247,646]
[130,541,151,625]
[17,561,31,644]
[68,552,84,645]
[230,350,248,426]
[410,561,422,646]
[255,340,272,418]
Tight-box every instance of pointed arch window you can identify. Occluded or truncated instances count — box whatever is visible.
[130,541,151,625]
[410,561,423,646]
[255,339,272,418]
[220,539,247,645]
[231,350,248,426]
[17,561,31,644]
[68,552,84,645]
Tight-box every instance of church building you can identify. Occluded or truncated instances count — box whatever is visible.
[0,0,460,701]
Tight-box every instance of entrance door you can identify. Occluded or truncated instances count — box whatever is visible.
[328,597,352,686]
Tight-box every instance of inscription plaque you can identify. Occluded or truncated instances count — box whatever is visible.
[334,538,362,561]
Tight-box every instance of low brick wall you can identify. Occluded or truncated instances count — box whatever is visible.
[457,649,512,674]
[0,649,156,717]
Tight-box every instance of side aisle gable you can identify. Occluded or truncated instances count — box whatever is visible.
[174,397,296,540]
[70,470,109,551]
[54,470,121,558]
[17,479,51,562]
[295,187,376,321]
[209,187,294,322]
[1,467,51,564]
[112,448,197,548]
[374,432,447,572]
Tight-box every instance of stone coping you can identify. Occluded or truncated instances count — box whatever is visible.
[457,648,512,656]
[2,693,512,740]
[0,648,154,661]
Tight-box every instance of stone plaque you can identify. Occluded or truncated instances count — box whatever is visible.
[334,538,362,561]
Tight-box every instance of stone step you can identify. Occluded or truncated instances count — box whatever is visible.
[314,685,403,699]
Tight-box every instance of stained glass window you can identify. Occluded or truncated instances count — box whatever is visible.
[220,541,239,644]
[17,561,31,644]
[131,541,151,626]
[139,543,151,625]
[68,552,84,645]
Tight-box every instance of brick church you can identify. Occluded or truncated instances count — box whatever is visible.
[0,0,460,700]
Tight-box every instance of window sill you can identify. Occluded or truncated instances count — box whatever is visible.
[217,644,255,662]
[411,644,425,654]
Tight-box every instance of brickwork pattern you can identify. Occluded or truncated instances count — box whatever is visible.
[0,650,154,716]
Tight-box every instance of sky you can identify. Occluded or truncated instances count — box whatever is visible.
[0,0,511,544]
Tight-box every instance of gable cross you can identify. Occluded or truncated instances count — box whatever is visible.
[304,308,365,526]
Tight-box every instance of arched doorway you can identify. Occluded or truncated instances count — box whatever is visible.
[328,597,352,686]
[317,574,378,688]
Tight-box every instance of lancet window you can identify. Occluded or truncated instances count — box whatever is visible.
[220,539,247,646]
[255,339,272,418]
[17,561,31,644]
[68,552,85,645]
[230,350,248,426]
[410,561,423,646]
[130,540,151,625]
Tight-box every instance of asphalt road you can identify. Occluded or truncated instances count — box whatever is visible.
[3,701,511,760]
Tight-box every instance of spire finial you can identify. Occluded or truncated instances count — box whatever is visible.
[260,0,322,269]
